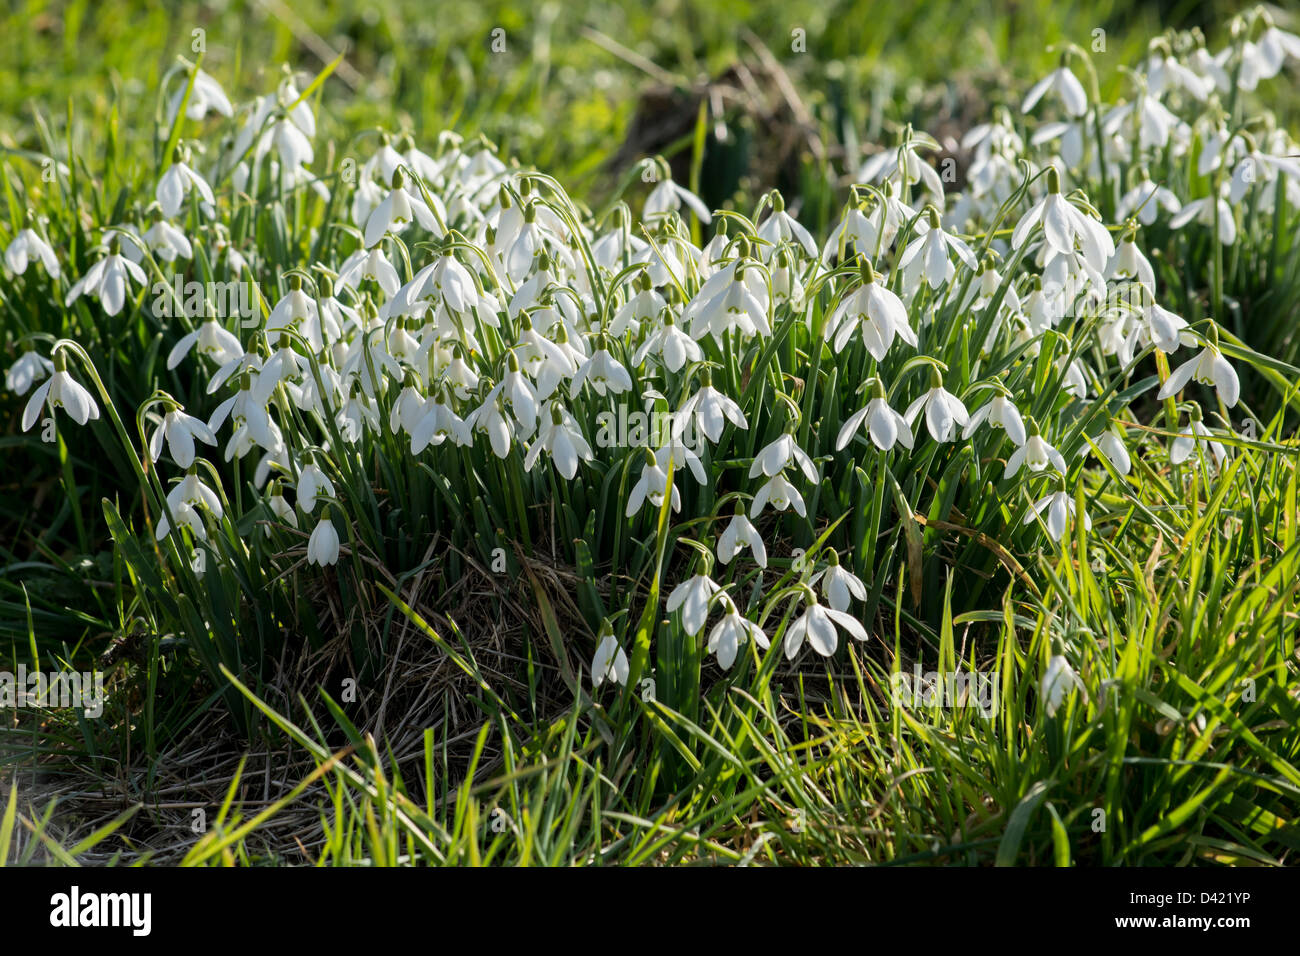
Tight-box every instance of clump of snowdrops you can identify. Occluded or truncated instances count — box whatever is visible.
[5,14,1295,721]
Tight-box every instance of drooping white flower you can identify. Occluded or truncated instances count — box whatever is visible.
[904,378,969,443]
[149,407,217,468]
[5,227,60,277]
[674,379,748,444]
[22,366,100,430]
[750,433,818,483]
[899,208,978,290]
[167,67,234,124]
[644,174,712,224]
[6,351,54,395]
[667,573,722,637]
[837,387,913,453]
[64,240,148,316]
[524,403,593,480]
[168,319,244,370]
[156,159,216,218]
[591,630,629,688]
[1005,426,1067,478]
[1169,193,1236,246]
[626,449,680,517]
[362,170,445,247]
[1023,490,1089,542]
[1021,62,1089,117]
[307,513,341,567]
[569,345,632,399]
[1040,654,1080,717]
[756,193,817,259]
[811,555,867,612]
[1170,415,1227,469]
[784,598,868,659]
[962,393,1026,445]
[750,473,807,518]
[296,462,335,513]
[156,472,223,541]
[825,259,916,359]
[706,597,769,670]
[1158,341,1240,408]
[717,508,767,568]
[1094,428,1132,476]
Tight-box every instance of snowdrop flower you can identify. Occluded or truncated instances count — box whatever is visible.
[674,375,748,444]
[750,432,818,483]
[1106,230,1156,292]
[904,372,969,443]
[296,462,335,513]
[1011,167,1113,271]
[1021,60,1089,117]
[156,154,216,218]
[1040,654,1081,717]
[591,627,629,688]
[569,343,632,399]
[143,226,192,269]
[837,380,913,452]
[149,406,217,468]
[307,510,341,567]
[410,396,471,454]
[167,67,234,123]
[667,572,722,637]
[1023,488,1089,542]
[644,171,712,224]
[6,351,54,395]
[1158,335,1239,408]
[962,391,1026,445]
[826,258,916,359]
[899,207,977,291]
[706,596,769,670]
[168,319,243,370]
[1093,427,1132,476]
[525,402,593,480]
[857,134,946,201]
[1170,407,1227,468]
[465,395,515,459]
[64,237,147,316]
[1169,192,1236,246]
[1144,42,1213,100]
[756,192,817,259]
[626,448,680,517]
[156,472,223,541]
[717,506,767,568]
[810,551,867,612]
[686,261,772,343]
[821,203,879,264]
[784,596,867,659]
[1256,18,1300,80]
[5,223,59,277]
[1139,301,1191,354]
[21,357,100,430]
[267,481,298,531]
[363,169,444,247]
[1004,418,1066,478]
[1116,175,1182,225]
[633,312,701,373]
[337,245,401,297]
[750,473,806,519]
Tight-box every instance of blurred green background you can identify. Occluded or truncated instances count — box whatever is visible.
[0,0,1264,223]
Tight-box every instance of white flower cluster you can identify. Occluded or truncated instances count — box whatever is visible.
[9,15,1288,686]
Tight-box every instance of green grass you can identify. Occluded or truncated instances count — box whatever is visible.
[2,0,1299,867]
